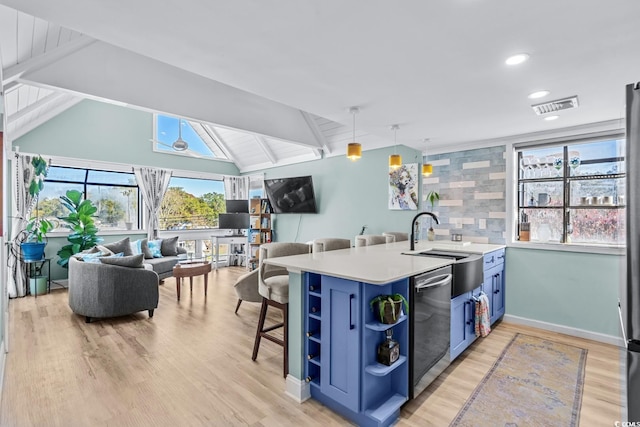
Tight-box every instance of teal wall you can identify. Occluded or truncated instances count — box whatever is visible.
[14,100,239,175]
[256,146,424,244]
[505,247,624,338]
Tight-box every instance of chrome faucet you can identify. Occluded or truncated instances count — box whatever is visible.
[410,212,440,251]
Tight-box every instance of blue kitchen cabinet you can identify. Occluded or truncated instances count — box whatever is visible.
[482,248,505,324]
[304,274,409,427]
[320,275,361,411]
[450,288,480,361]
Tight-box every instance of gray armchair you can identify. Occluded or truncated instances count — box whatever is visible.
[68,257,159,323]
[354,234,395,247]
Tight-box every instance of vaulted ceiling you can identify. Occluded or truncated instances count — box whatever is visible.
[1,1,640,172]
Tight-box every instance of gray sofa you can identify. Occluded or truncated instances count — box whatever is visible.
[144,246,187,279]
[69,257,159,323]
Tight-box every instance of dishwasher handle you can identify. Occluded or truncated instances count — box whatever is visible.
[415,274,452,292]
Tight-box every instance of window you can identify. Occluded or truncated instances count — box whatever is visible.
[41,166,140,232]
[159,176,225,230]
[154,115,228,160]
[516,137,625,246]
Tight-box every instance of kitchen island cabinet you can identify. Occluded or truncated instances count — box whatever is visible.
[266,240,506,427]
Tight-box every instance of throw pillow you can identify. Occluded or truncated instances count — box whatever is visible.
[80,251,106,263]
[96,245,115,255]
[102,237,133,256]
[147,239,163,258]
[140,238,153,259]
[130,239,143,255]
[161,236,179,256]
[71,246,100,261]
[99,254,145,268]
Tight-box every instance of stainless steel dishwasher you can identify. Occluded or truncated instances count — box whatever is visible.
[409,265,453,399]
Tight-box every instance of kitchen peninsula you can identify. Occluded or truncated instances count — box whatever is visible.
[265,240,506,427]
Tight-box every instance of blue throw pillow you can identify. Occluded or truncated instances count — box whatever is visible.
[81,251,106,263]
[147,240,163,258]
[130,239,143,255]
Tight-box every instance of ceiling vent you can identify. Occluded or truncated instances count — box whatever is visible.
[531,95,579,115]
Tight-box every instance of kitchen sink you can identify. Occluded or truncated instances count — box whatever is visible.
[404,250,484,298]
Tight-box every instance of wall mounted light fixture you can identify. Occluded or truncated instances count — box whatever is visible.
[422,138,433,176]
[389,124,402,169]
[346,107,362,161]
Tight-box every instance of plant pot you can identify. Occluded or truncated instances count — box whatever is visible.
[21,242,46,261]
[427,228,436,241]
[29,276,48,296]
[376,299,404,324]
[125,222,133,230]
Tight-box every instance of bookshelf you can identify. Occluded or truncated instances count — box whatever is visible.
[248,198,273,270]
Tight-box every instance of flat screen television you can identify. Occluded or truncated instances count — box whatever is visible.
[264,175,318,214]
[218,213,250,229]
[225,199,249,213]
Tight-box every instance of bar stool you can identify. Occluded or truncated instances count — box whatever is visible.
[252,242,310,377]
[354,234,395,247]
[312,237,351,252]
[383,231,409,242]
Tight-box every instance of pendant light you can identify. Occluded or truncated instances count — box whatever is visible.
[172,118,188,151]
[347,107,362,161]
[422,138,433,176]
[389,124,402,169]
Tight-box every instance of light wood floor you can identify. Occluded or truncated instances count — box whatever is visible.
[1,267,625,426]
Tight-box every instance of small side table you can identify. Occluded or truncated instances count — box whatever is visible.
[24,258,51,297]
[173,262,212,301]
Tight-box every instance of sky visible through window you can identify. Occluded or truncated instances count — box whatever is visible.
[156,115,216,159]
[169,176,224,197]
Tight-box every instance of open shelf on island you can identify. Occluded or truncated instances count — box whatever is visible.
[365,315,407,331]
[364,393,407,424]
[364,355,407,376]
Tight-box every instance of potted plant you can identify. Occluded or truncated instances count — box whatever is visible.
[56,189,103,268]
[370,293,409,324]
[426,190,440,241]
[20,155,51,261]
[121,188,134,230]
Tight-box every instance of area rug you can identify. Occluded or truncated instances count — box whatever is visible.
[450,333,587,427]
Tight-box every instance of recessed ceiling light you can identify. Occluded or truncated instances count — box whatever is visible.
[505,53,530,66]
[528,90,550,99]
[544,115,559,121]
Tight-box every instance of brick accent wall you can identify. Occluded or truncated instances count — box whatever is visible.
[422,145,506,244]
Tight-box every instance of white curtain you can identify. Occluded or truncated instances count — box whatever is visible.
[8,154,41,298]
[223,176,249,200]
[134,167,172,240]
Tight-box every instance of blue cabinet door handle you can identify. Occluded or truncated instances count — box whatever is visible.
[349,293,355,330]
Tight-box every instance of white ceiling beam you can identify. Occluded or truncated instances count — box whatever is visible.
[300,111,329,156]
[8,95,82,141]
[19,41,322,147]
[202,124,236,163]
[254,135,277,164]
[2,36,96,86]
[7,92,62,124]
[2,81,22,94]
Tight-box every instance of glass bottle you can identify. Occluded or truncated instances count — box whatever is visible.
[377,328,400,366]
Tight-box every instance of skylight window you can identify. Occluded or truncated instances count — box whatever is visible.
[154,114,228,160]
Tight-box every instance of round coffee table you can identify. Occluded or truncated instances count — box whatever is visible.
[173,262,212,301]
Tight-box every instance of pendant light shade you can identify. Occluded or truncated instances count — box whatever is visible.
[422,138,433,176]
[389,154,402,168]
[347,107,362,161]
[347,143,362,160]
[389,124,402,169]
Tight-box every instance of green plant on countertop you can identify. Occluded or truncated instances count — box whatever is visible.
[370,294,409,324]
[56,189,103,268]
[426,190,440,232]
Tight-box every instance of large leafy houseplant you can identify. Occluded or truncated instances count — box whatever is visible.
[56,190,103,268]
[20,155,51,260]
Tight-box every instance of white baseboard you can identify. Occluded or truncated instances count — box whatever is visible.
[0,340,6,404]
[285,374,310,403]
[503,314,625,348]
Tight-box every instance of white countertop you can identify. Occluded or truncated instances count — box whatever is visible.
[264,241,505,284]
